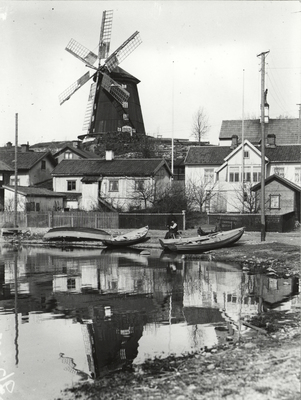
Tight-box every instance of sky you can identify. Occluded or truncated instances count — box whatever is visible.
[0,1,300,147]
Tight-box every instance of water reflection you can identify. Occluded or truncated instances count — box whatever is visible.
[0,243,299,399]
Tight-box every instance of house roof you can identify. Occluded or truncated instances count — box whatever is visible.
[251,174,301,192]
[264,144,301,163]
[184,144,300,166]
[0,151,55,170]
[3,185,66,197]
[53,145,100,159]
[51,158,172,177]
[0,160,14,171]
[219,119,301,145]
[185,146,232,165]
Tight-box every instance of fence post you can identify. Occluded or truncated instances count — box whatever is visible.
[182,210,186,231]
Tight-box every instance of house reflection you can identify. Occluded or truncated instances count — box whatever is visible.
[0,243,299,377]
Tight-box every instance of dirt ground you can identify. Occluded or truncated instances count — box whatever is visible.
[5,227,301,400]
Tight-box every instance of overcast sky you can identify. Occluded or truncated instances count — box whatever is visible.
[1,1,300,147]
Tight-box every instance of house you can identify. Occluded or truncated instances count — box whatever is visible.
[0,160,14,210]
[53,144,100,164]
[3,185,65,212]
[219,118,301,145]
[251,174,301,222]
[51,151,172,211]
[0,144,57,210]
[0,144,57,186]
[185,135,301,214]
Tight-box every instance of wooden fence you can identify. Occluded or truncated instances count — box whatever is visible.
[0,211,185,230]
[0,211,119,229]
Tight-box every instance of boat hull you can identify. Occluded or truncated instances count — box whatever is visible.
[163,228,245,253]
[43,227,110,242]
[102,226,149,248]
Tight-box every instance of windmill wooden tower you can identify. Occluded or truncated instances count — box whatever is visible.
[59,10,145,141]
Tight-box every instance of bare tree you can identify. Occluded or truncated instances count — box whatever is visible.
[185,177,217,212]
[191,107,210,143]
[231,182,260,213]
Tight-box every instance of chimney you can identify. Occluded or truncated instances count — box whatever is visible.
[6,142,13,149]
[105,150,114,161]
[21,143,30,152]
[230,135,238,149]
[266,134,276,147]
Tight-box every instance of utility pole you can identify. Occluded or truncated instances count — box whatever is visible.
[14,113,18,228]
[257,51,269,241]
[241,69,245,213]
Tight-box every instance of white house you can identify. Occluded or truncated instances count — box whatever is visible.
[51,151,172,211]
[185,135,301,213]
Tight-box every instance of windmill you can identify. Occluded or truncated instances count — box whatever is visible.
[59,10,145,140]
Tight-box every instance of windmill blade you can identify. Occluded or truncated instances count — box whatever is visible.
[99,10,113,60]
[101,73,130,105]
[82,82,97,133]
[66,38,98,68]
[105,31,142,72]
[59,72,91,105]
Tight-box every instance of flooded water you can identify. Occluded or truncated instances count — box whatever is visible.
[0,242,299,400]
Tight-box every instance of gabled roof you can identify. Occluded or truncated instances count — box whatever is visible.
[184,144,300,167]
[251,174,301,192]
[219,119,301,145]
[3,185,66,197]
[185,146,232,165]
[51,158,172,177]
[0,151,55,170]
[0,160,14,171]
[53,145,100,159]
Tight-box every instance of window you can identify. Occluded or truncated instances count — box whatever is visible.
[123,113,129,121]
[67,180,76,191]
[26,202,35,212]
[10,177,20,185]
[295,168,301,184]
[135,180,144,191]
[41,160,46,170]
[229,168,240,182]
[243,151,249,158]
[269,194,280,209]
[67,278,76,290]
[122,101,128,108]
[204,169,214,184]
[64,152,73,159]
[274,167,284,178]
[243,168,251,182]
[253,171,261,182]
[109,180,119,192]
[0,173,3,181]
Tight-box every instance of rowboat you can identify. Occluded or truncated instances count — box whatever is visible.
[43,226,110,242]
[160,227,245,253]
[102,226,150,248]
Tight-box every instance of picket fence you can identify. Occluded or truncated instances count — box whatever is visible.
[0,211,185,230]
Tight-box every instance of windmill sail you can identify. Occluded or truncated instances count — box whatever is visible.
[66,39,98,68]
[105,31,142,72]
[99,10,113,60]
[101,73,130,104]
[59,72,91,105]
[82,82,97,133]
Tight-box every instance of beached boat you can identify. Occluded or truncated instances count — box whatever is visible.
[102,226,150,247]
[43,227,110,242]
[160,227,245,253]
